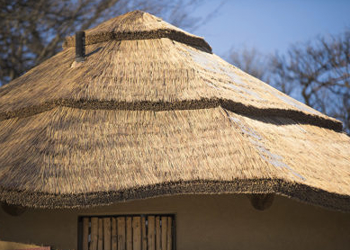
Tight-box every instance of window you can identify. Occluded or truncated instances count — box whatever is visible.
[78,214,175,250]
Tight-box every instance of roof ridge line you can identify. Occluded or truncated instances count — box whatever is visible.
[0,98,342,131]
[63,28,212,53]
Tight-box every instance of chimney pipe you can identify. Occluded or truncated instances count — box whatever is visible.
[75,31,85,62]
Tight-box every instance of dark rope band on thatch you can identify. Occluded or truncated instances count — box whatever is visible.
[63,29,212,53]
[1,178,349,212]
[0,98,343,132]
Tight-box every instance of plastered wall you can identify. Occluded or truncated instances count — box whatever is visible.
[0,194,349,250]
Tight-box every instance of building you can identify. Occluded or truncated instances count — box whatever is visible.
[0,10,349,250]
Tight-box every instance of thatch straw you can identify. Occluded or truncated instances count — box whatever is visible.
[62,10,212,52]
[0,11,349,210]
[0,38,342,130]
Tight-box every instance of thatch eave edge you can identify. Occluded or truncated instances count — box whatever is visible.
[1,179,349,212]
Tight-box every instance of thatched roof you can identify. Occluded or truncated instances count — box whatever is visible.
[0,10,349,211]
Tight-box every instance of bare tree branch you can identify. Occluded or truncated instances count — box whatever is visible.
[270,30,350,133]
[227,29,350,133]
[0,0,209,85]
[228,46,271,82]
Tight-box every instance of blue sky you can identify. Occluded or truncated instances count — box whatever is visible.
[191,0,350,58]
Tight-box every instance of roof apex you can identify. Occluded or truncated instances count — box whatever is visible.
[63,10,212,52]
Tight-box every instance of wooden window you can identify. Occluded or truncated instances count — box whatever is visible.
[78,215,175,250]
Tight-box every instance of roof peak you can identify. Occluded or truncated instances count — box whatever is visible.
[63,10,212,52]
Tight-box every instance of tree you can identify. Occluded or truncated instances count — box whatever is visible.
[270,30,350,132]
[228,46,270,82]
[228,30,350,133]
[0,0,208,86]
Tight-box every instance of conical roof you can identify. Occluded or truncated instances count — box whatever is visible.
[0,11,349,210]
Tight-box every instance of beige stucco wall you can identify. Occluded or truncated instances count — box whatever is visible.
[0,194,349,250]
